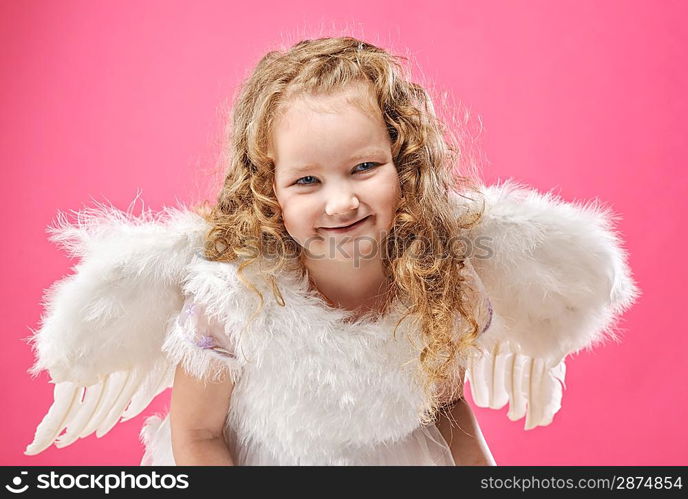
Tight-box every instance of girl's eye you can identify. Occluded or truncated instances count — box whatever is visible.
[295,175,318,185]
[294,162,380,186]
[354,162,380,173]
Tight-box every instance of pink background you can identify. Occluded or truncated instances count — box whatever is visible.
[2,0,685,465]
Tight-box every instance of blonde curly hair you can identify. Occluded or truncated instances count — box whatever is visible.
[194,36,487,423]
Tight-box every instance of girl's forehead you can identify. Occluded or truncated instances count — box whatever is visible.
[268,81,386,160]
[277,82,381,120]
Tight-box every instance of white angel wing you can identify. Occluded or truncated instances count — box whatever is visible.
[24,198,209,455]
[459,180,640,430]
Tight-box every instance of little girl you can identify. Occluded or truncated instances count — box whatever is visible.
[165,36,495,465]
[24,36,638,466]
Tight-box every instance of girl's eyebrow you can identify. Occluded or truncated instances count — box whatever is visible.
[287,148,388,173]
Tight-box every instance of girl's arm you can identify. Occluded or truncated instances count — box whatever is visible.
[435,370,496,466]
[173,436,235,466]
[170,364,236,466]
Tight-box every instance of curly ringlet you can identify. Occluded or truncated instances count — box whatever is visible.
[193,36,487,424]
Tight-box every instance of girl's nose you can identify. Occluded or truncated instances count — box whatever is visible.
[325,191,360,216]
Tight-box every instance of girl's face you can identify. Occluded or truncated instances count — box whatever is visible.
[270,83,401,264]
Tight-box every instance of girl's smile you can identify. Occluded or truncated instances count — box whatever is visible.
[318,214,372,233]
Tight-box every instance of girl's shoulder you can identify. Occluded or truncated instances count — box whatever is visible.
[180,254,313,332]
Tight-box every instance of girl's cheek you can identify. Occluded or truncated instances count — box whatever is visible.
[284,200,315,233]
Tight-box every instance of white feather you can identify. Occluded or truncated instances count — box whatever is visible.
[507,353,530,421]
[25,382,81,455]
[54,382,103,448]
[121,363,173,422]
[82,371,127,437]
[96,369,146,437]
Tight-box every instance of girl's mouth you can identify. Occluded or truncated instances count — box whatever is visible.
[319,215,371,234]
